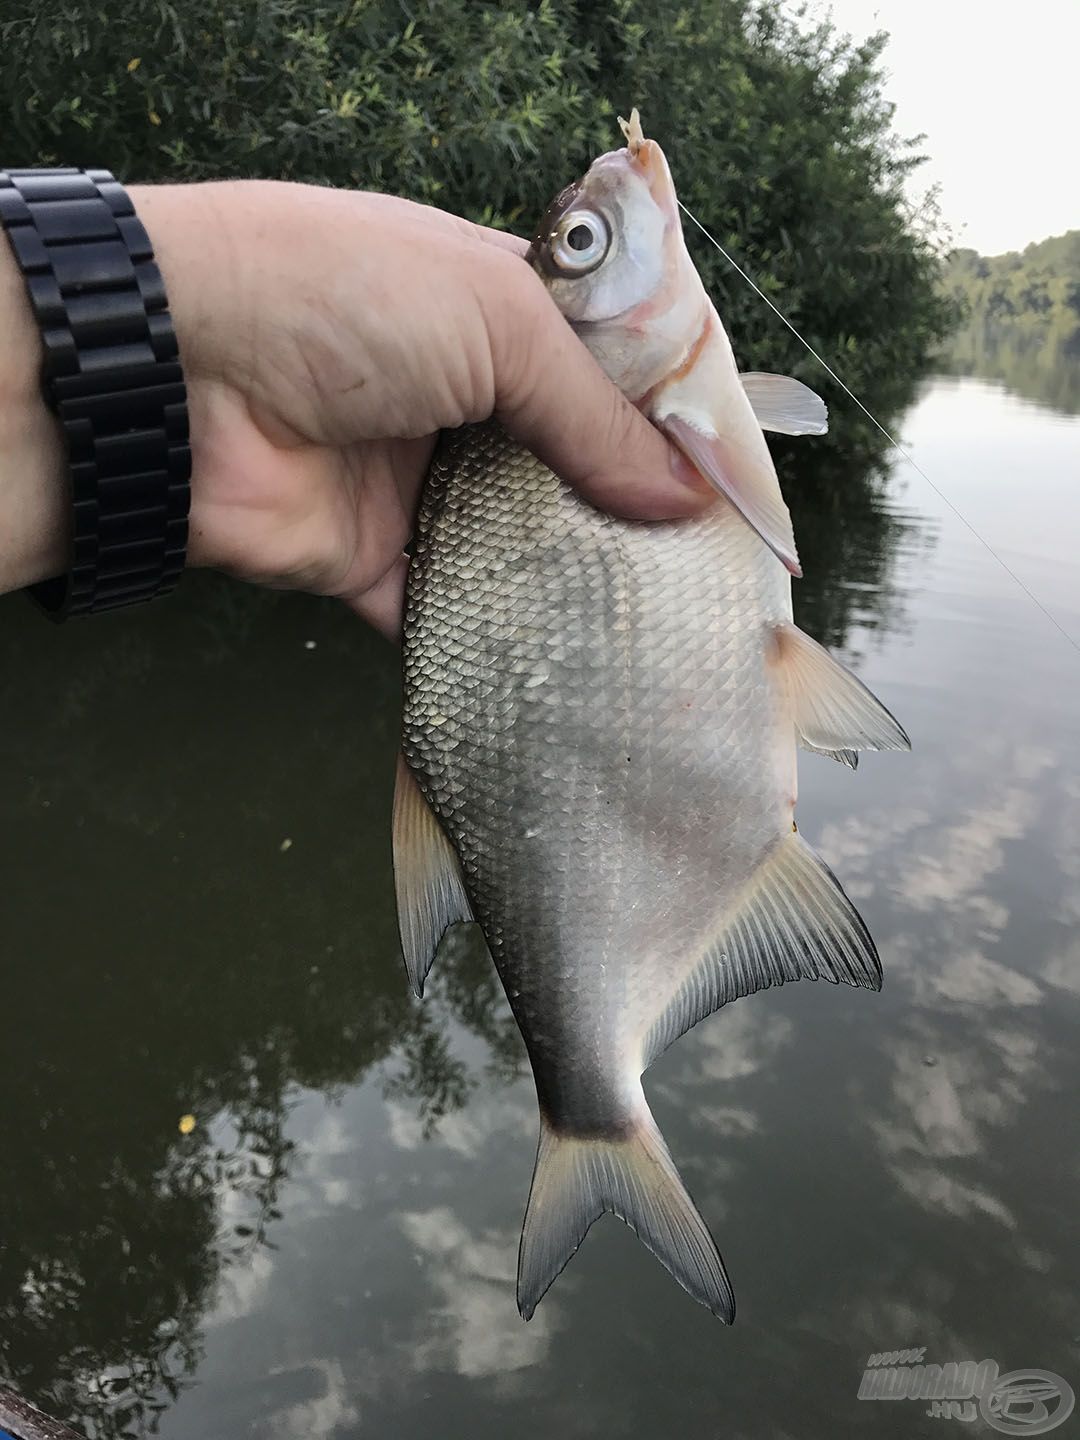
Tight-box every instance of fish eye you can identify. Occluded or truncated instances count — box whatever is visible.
[551,209,610,274]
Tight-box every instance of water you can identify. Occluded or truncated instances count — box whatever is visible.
[2,363,1079,1439]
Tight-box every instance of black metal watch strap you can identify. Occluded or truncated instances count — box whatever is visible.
[0,167,191,618]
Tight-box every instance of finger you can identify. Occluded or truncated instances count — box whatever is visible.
[473,226,530,258]
[344,552,408,642]
[480,254,715,521]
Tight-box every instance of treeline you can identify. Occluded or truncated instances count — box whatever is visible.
[0,0,952,428]
[944,232,1080,340]
[939,232,1080,413]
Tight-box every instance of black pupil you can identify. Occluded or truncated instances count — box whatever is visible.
[566,223,594,252]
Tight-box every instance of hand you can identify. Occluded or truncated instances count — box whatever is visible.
[1,180,712,635]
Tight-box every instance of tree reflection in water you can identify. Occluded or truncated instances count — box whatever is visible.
[940,321,1080,416]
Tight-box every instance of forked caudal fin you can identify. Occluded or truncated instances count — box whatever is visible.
[518,1104,735,1323]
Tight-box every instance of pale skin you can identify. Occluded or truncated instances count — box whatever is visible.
[0,180,714,637]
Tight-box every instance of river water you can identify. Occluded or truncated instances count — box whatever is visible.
[1,366,1078,1439]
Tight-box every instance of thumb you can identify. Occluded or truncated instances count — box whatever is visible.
[481,255,713,521]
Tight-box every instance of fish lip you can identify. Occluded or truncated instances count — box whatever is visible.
[625,137,680,228]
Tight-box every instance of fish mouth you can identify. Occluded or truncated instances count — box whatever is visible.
[625,136,680,229]
[618,108,679,226]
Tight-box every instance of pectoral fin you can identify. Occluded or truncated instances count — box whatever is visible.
[741,372,829,435]
[774,623,910,763]
[659,413,802,576]
[646,832,882,1064]
[392,752,473,998]
[650,304,802,573]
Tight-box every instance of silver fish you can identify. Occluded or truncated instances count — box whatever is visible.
[395,111,909,1323]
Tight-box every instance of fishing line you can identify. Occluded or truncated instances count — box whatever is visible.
[677,198,1080,657]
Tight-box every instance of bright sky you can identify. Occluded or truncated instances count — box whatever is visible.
[805,0,1079,255]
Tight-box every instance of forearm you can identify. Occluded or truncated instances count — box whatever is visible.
[0,238,66,595]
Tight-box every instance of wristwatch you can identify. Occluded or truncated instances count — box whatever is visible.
[0,166,191,619]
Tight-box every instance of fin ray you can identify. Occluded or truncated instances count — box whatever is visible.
[392,752,473,998]
[649,307,802,575]
[518,1106,734,1322]
[741,372,829,435]
[660,413,802,575]
[646,832,882,1063]
[774,623,910,759]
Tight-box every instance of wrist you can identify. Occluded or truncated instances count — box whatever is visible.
[126,182,242,390]
[126,181,267,571]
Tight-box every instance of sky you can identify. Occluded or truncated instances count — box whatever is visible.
[802,0,1079,255]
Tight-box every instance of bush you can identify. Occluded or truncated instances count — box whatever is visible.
[0,0,953,422]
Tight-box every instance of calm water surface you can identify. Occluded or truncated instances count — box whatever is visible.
[2,368,1079,1439]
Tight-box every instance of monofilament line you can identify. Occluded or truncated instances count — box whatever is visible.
[677,198,1080,657]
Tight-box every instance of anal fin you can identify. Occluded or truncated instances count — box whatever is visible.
[392,752,473,998]
[774,622,910,763]
[646,832,882,1064]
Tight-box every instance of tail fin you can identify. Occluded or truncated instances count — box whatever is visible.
[517,1105,734,1323]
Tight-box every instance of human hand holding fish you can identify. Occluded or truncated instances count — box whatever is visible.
[0,177,716,631]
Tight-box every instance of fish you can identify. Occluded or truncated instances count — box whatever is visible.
[395,110,909,1324]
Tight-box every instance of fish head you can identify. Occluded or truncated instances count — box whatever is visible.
[529,109,805,577]
[528,108,709,402]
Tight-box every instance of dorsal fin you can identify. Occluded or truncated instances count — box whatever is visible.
[741,372,828,435]
[392,753,473,997]
[645,832,882,1066]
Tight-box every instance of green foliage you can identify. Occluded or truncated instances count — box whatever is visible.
[1,0,951,428]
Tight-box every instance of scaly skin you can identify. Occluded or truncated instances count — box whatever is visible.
[402,419,795,1137]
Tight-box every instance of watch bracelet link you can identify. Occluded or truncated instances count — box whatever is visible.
[0,167,191,618]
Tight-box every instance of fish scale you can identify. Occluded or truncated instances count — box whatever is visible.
[404,419,791,1113]
[398,407,901,1324]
